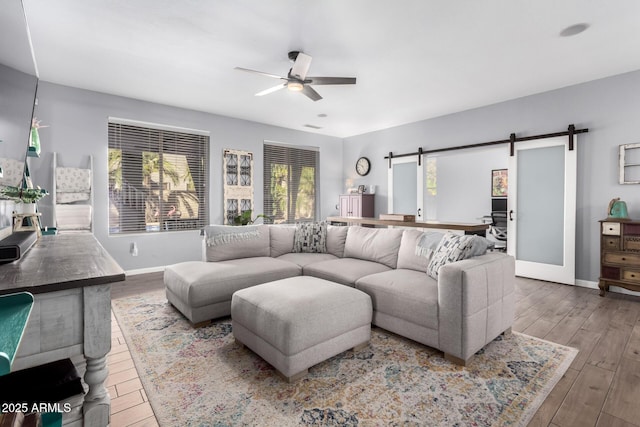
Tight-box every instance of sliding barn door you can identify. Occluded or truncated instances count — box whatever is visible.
[507,135,576,284]
[388,157,424,220]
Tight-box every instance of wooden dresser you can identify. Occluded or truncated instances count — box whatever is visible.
[599,218,640,296]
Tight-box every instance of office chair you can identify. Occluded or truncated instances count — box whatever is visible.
[490,211,508,251]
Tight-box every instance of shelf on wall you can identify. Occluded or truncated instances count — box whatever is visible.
[0,292,34,376]
[27,146,40,157]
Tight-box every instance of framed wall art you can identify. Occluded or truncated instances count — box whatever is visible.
[491,169,508,197]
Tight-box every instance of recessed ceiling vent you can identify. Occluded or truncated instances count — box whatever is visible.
[303,124,322,129]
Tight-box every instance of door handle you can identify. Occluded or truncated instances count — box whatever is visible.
[509,210,514,221]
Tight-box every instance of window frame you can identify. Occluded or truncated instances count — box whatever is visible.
[263,141,320,224]
[107,118,209,235]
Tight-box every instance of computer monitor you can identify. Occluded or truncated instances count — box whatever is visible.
[491,198,507,212]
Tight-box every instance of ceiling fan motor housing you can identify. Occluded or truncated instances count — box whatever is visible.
[288,51,301,62]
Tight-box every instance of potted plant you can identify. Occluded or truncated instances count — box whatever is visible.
[0,186,49,214]
[232,210,272,226]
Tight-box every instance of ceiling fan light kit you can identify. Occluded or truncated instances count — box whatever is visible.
[287,81,304,92]
[236,51,356,101]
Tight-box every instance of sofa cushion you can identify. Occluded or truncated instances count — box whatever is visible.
[426,232,475,279]
[303,257,391,286]
[164,258,300,308]
[326,225,348,258]
[293,221,327,253]
[397,229,432,272]
[204,225,270,262]
[277,252,338,268]
[355,269,439,330]
[270,225,295,257]
[343,226,403,268]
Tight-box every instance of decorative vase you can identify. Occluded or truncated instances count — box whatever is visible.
[16,203,37,214]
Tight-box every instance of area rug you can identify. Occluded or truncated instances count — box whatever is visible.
[112,290,577,426]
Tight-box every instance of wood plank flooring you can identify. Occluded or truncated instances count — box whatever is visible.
[108,272,640,427]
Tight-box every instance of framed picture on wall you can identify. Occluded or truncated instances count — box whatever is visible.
[491,169,508,197]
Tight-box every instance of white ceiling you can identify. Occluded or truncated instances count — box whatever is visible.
[15,0,640,138]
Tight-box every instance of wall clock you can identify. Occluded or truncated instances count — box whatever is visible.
[356,157,371,176]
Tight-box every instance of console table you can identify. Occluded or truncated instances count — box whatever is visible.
[326,216,490,235]
[0,233,125,426]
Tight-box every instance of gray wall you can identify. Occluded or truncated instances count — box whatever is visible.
[31,82,342,271]
[343,69,640,282]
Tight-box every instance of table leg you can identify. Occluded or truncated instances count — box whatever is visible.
[82,285,111,426]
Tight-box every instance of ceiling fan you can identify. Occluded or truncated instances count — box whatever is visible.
[235,51,356,101]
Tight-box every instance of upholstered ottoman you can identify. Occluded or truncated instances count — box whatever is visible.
[231,276,373,382]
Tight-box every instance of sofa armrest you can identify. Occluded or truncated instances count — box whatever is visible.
[437,253,515,362]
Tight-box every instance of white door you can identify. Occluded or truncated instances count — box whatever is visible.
[388,157,424,219]
[507,135,576,284]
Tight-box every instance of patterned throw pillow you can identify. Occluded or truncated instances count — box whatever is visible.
[426,232,475,279]
[293,221,327,253]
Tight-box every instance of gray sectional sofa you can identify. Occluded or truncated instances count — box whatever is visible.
[164,224,515,364]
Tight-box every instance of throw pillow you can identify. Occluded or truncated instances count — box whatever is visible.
[467,235,495,257]
[293,221,327,253]
[426,232,475,279]
[415,231,445,259]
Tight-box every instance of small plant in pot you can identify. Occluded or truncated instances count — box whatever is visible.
[232,210,272,226]
[1,186,49,213]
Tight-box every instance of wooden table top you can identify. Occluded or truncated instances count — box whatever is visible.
[326,216,490,232]
[0,233,125,295]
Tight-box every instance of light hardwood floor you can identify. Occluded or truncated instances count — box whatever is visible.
[108,272,640,427]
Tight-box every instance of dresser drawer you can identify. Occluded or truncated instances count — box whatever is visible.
[604,252,640,265]
[624,223,640,236]
[622,269,640,283]
[603,236,621,250]
[624,236,640,252]
[602,222,621,236]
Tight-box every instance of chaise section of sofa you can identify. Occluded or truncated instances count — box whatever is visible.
[165,258,301,324]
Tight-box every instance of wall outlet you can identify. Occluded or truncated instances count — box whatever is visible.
[130,242,138,257]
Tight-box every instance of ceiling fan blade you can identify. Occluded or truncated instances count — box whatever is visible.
[301,85,322,101]
[255,83,287,96]
[306,77,356,85]
[290,52,312,80]
[234,67,285,80]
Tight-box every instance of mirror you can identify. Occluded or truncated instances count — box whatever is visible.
[0,0,39,238]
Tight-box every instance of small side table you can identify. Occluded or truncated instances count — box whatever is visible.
[13,213,42,237]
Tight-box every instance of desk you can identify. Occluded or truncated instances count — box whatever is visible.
[326,216,490,235]
[0,233,125,426]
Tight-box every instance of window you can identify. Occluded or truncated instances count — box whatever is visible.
[263,142,319,224]
[108,120,209,234]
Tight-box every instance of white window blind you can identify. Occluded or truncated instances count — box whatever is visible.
[108,121,209,234]
[263,142,319,224]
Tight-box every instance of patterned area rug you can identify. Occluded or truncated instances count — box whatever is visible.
[112,290,577,426]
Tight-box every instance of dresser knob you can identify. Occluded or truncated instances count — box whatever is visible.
[622,257,626,261]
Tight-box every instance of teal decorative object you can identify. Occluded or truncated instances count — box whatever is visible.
[608,198,629,220]
[29,127,41,155]
[0,292,34,376]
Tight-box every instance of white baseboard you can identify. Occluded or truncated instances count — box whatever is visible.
[125,266,165,276]
[575,279,640,296]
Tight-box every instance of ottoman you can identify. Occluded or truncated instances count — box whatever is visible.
[231,276,373,382]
